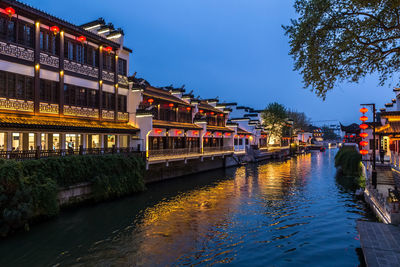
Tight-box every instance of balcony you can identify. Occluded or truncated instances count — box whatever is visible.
[0,98,34,112]
[64,59,98,78]
[40,52,59,68]
[102,70,114,82]
[0,41,34,62]
[64,106,99,118]
[148,146,234,163]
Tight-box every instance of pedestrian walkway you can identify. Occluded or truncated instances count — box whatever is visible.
[357,221,400,267]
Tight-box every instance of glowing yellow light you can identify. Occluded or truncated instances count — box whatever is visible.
[35,64,40,71]
[59,70,64,76]
[60,31,64,36]
[115,84,119,89]
[35,22,40,28]
[99,80,103,85]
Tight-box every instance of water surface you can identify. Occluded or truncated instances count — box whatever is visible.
[0,149,373,266]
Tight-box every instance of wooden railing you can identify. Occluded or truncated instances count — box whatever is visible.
[148,146,234,158]
[0,146,143,161]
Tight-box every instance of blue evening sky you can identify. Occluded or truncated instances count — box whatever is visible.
[23,0,393,124]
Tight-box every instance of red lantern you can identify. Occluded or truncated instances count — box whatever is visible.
[104,46,112,54]
[77,35,86,43]
[219,113,224,117]
[360,141,368,147]
[360,150,368,155]
[360,124,368,130]
[186,107,191,111]
[168,103,174,107]
[210,112,215,115]
[50,26,60,35]
[240,135,244,138]
[148,98,154,104]
[360,107,368,114]
[360,132,368,138]
[155,129,162,134]
[199,110,204,113]
[5,7,15,19]
[360,116,368,122]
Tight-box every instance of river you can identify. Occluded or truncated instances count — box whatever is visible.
[0,149,374,266]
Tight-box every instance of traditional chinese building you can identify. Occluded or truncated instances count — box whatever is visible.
[0,1,139,157]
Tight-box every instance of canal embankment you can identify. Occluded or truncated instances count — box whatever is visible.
[0,149,371,266]
[0,147,293,238]
[0,154,145,238]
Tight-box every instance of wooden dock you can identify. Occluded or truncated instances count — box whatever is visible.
[357,221,400,266]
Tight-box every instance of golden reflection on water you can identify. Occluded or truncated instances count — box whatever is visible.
[76,154,313,266]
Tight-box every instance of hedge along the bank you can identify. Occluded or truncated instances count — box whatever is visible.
[334,146,365,189]
[0,154,145,237]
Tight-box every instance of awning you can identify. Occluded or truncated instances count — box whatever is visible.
[152,119,202,130]
[376,121,400,134]
[0,114,139,134]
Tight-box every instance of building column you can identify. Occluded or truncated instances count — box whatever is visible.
[22,133,29,151]
[114,53,119,121]
[6,132,12,151]
[60,133,66,150]
[48,133,53,150]
[35,133,41,150]
[99,46,104,121]
[81,134,87,149]
[34,21,40,114]
[100,134,105,149]
[115,134,120,148]
[59,31,65,115]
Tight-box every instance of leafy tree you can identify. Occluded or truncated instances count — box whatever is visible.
[287,109,311,130]
[321,125,339,140]
[284,0,400,99]
[261,102,288,145]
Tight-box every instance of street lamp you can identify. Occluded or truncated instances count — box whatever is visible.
[360,103,377,188]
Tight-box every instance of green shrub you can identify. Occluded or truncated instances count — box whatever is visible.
[335,146,365,190]
[0,154,145,237]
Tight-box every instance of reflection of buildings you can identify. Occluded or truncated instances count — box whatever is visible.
[67,152,313,266]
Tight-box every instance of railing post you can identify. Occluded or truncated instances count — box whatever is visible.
[79,144,84,155]
[112,144,116,154]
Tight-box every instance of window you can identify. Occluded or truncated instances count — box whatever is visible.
[118,95,127,112]
[102,92,116,110]
[40,30,58,55]
[18,23,33,47]
[6,20,15,43]
[118,59,127,76]
[40,79,59,104]
[86,46,98,67]
[103,53,114,71]
[64,84,98,108]
[0,71,33,101]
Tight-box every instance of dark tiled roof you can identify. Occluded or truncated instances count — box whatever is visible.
[144,86,190,106]
[198,101,223,114]
[4,0,119,47]
[206,125,234,132]
[237,127,251,135]
[152,120,202,130]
